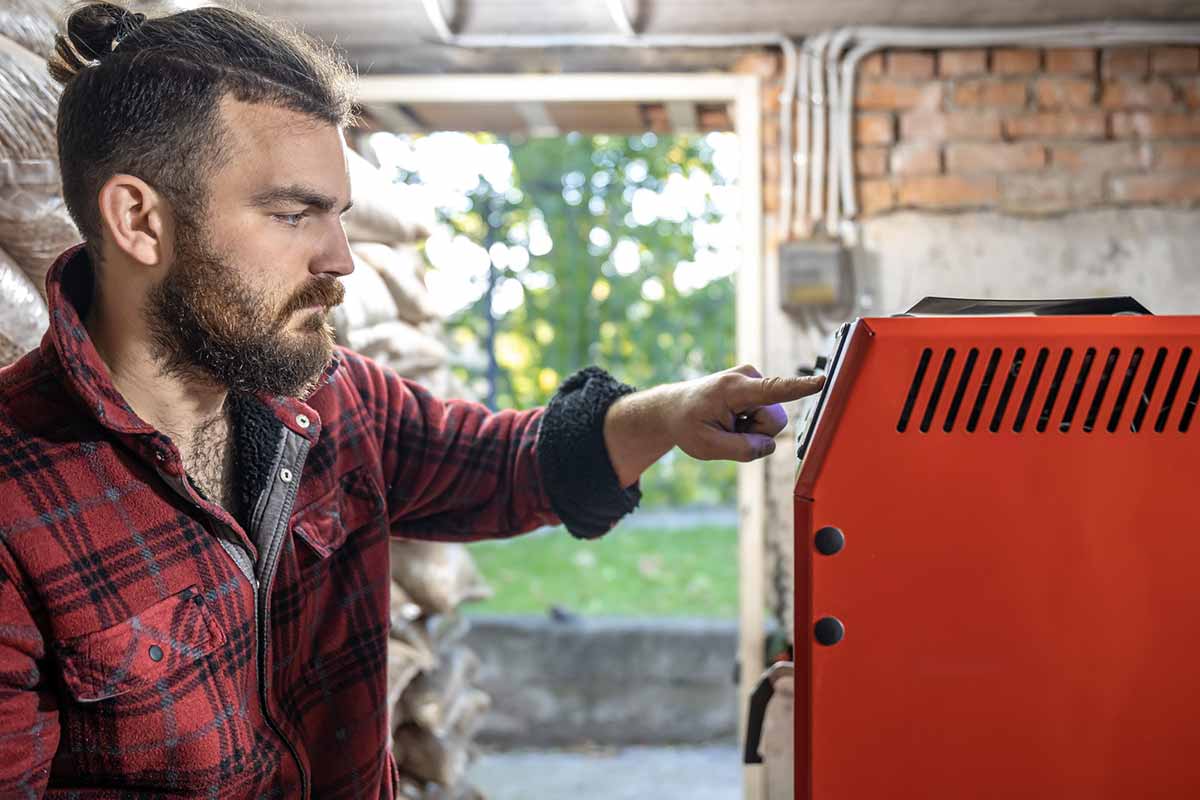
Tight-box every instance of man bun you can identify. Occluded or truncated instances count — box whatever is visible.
[49,2,145,84]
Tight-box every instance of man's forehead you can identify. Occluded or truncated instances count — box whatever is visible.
[215,96,351,202]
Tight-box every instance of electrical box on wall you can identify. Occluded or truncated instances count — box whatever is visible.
[779,240,849,311]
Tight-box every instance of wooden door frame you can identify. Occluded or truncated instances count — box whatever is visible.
[356,72,767,799]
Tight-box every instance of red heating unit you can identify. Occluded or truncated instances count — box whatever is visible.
[790,303,1200,799]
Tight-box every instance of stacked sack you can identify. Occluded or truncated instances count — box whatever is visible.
[388,543,493,800]
[333,148,495,799]
[0,2,82,366]
[332,150,473,401]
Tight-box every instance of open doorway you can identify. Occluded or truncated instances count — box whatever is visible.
[353,72,765,798]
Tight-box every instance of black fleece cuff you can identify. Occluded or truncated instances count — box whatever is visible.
[537,366,642,540]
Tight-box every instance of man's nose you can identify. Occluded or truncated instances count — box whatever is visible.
[312,221,355,278]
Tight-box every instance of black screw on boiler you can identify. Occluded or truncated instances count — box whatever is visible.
[814,526,845,555]
[814,616,845,646]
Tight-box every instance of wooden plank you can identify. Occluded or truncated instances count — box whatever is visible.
[361,103,423,133]
[734,72,767,800]
[643,103,670,133]
[356,73,750,104]
[545,101,645,134]
[408,101,527,132]
[350,44,755,76]
[698,103,733,131]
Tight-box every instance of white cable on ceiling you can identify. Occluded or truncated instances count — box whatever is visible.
[420,0,456,43]
[793,41,812,239]
[806,32,832,235]
[799,21,1200,238]
[604,0,638,36]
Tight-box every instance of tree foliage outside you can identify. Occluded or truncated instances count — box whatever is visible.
[380,130,740,508]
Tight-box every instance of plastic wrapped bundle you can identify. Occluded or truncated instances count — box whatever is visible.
[328,249,443,373]
[395,616,438,664]
[393,725,470,788]
[394,688,490,786]
[0,245,48,361]
[341,319,449,378]
[386,637,433,740]
[0,169,78,297]
[390,579,424,637]
[352,242,439,325]
[401,646,481,736]
[0,34,80,295]
[0,0,61,58]
[395,776,425,800]
[331,252,402,334]
[0,35,59,163]
[442,690,490,740]
[390,540,493,616]
[0,334,23,365]
[344,150,434,245]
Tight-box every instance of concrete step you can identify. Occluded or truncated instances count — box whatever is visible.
[469,744,740,799]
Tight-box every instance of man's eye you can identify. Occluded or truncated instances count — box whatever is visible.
[274,212,307,227]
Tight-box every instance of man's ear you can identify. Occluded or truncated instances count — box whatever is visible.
[96,174,167,267]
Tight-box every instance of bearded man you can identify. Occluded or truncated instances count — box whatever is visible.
[0,3,823,797]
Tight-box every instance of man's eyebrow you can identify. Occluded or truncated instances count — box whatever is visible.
[249,185,353,214]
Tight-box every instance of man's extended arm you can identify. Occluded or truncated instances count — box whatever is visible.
[604,364,826,488]
[344,350,822,541]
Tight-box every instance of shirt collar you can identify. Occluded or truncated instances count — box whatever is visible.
[40,244,338,445]
[41,244,157,435]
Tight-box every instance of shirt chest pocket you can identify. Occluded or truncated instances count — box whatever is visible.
[291,465,385,576]
[54,584,227,703]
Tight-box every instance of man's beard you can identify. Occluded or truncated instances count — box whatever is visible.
[145,220,344,398]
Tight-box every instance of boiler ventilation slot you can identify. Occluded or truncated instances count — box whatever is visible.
[896,346,1197,434]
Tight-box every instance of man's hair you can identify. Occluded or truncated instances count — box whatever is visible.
[49,2,356,259]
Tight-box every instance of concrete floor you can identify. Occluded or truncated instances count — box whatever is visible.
[469,744,740,800]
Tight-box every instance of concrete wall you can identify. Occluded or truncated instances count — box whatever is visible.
[857,208,1200,315]
[464,615,739,747]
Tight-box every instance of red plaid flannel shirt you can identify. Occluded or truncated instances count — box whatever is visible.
[0,245,634,798]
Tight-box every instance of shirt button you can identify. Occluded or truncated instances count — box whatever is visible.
[296,414,310,429]
[279,468,293,484]
[148,644,164,662]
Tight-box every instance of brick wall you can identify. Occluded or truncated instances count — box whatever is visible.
[854,46,1200,216]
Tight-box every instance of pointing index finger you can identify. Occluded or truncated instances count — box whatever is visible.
[735,375,826,407]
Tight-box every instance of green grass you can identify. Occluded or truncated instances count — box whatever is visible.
[465,524,738,618]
